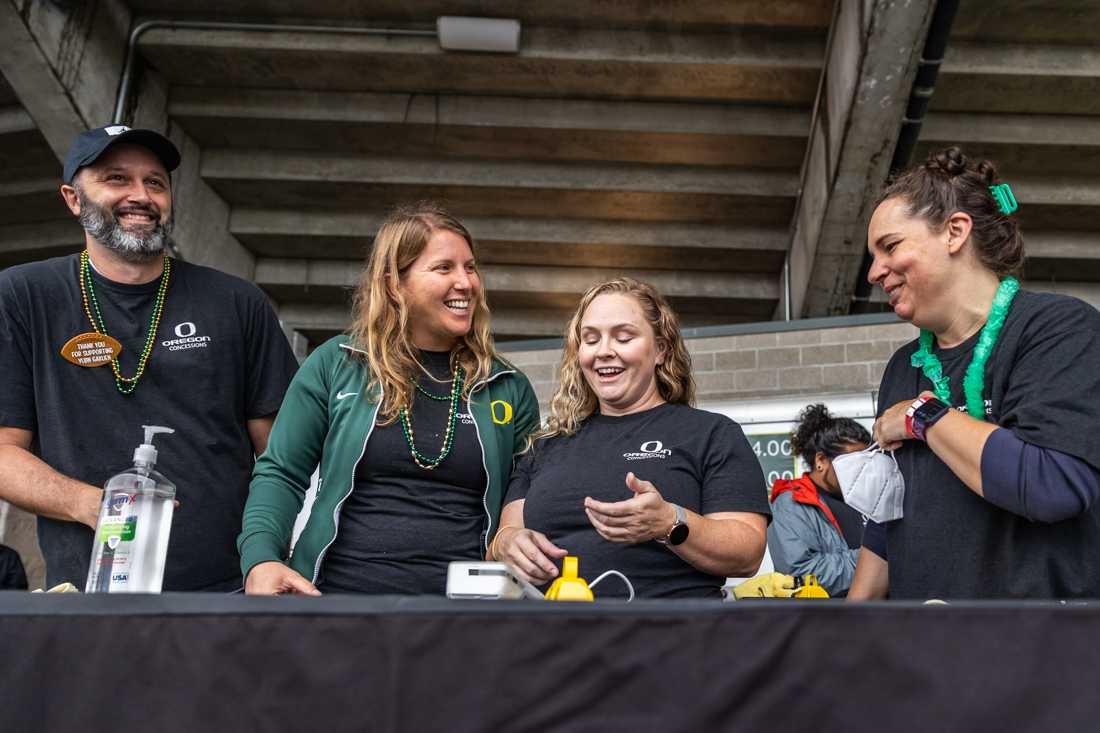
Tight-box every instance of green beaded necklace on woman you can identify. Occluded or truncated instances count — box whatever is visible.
[399,357,466,470]
[910,276,1019,420]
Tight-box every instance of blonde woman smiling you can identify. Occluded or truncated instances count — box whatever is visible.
[490,278,769,598]
[240,203,539,595]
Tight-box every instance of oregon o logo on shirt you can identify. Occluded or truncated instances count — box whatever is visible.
[490,400,513,425]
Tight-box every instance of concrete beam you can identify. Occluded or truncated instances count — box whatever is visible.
[275,303,349,331]
[921,113,1100,147]
[128,1,834,31]
[202,149,798,198]
[171,89,809,168]
[255,258,780,301]
[1025,231,1100,261]
[142,25,824,66]
[0,175,69,227]
[170,88,810,138]
[230,210,787,271]
[936,42,1100,115]
[0,219,81,254]
[949,1,1100,45]
[945,42,1100,78]
[206,151,795,224]
[787,0,935,317]
[231,210,789,253]
[0,106,35,135]
[0,177,56,197]
[0,1,105,157]
[138,26,821,103]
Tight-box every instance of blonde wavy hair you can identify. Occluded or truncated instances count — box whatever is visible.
[539,277,695,440]
[347,202,499,424]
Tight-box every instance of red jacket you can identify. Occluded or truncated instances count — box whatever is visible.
[769,474,843,536]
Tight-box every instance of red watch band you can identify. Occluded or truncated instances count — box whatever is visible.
[905,395,931,440]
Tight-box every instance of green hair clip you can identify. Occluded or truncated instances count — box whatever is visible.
[990,183,1018,215]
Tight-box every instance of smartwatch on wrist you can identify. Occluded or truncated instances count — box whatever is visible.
[655,503,690,546]
[905,395,951,441]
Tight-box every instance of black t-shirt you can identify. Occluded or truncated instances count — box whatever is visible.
[0,254,298,591]
[319,350,487,595]
[878,290,1100,599]
[506,403,769,599]
[822,492,864,550]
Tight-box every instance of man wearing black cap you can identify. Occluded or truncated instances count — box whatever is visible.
[0,125,299,591]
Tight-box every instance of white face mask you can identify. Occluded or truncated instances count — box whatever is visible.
[833,443,905,524]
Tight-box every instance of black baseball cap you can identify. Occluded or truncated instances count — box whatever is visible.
[63,125,181,184]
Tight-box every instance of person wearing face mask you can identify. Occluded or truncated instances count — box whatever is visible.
[865,147,1100,599]
[240,203,540,595]
[767,404,870,597]
[490,278,769,599]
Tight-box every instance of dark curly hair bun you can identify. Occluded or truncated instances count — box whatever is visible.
[928,146,969,178]
[789,403,870,468]
[926,146,1000,187]
[791,403,832,459]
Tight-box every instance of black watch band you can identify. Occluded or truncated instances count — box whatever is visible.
[911,396,951,441]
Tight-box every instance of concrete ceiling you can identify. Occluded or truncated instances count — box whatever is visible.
[2,0,1095,349]
[131,0,829,343]
[0,47,81,268]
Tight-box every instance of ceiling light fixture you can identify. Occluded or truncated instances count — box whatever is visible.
[436,16,521,54]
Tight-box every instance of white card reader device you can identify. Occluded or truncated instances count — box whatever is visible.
[446,561,545,600]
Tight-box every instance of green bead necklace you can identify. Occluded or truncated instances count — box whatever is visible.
[399,363,465,470]
[414,381,453,401]
[910,276,1019,420]
[79,250,171,395]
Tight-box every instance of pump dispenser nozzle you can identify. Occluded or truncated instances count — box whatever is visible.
[134,425,174,467]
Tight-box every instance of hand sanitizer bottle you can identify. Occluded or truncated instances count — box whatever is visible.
[85,426,176,593]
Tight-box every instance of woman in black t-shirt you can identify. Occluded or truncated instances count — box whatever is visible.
[490,278,769,599]
[861,147,1100,599]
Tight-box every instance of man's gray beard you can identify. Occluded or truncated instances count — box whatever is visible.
[77,189,173,263]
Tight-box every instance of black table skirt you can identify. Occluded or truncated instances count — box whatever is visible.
[1,593,1094,732]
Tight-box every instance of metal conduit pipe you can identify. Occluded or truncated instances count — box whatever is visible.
[112,21,439,124]
[849,0,960,312]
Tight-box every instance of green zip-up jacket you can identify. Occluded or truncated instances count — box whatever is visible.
[237,335,540,583]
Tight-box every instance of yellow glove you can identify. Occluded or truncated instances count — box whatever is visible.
[732,572,798,599]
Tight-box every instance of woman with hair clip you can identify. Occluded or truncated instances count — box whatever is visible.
[489,278,769,599]
[863,146,1100,599]
[239,203,539,595]
[767,404,870,597]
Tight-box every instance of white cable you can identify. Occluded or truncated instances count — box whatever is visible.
[587,570,635,602]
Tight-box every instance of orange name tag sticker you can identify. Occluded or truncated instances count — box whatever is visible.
[60,333,121,368]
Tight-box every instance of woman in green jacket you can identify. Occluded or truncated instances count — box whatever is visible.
[240,203,539,595]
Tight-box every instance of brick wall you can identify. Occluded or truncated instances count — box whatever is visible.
[504,319,919,410]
